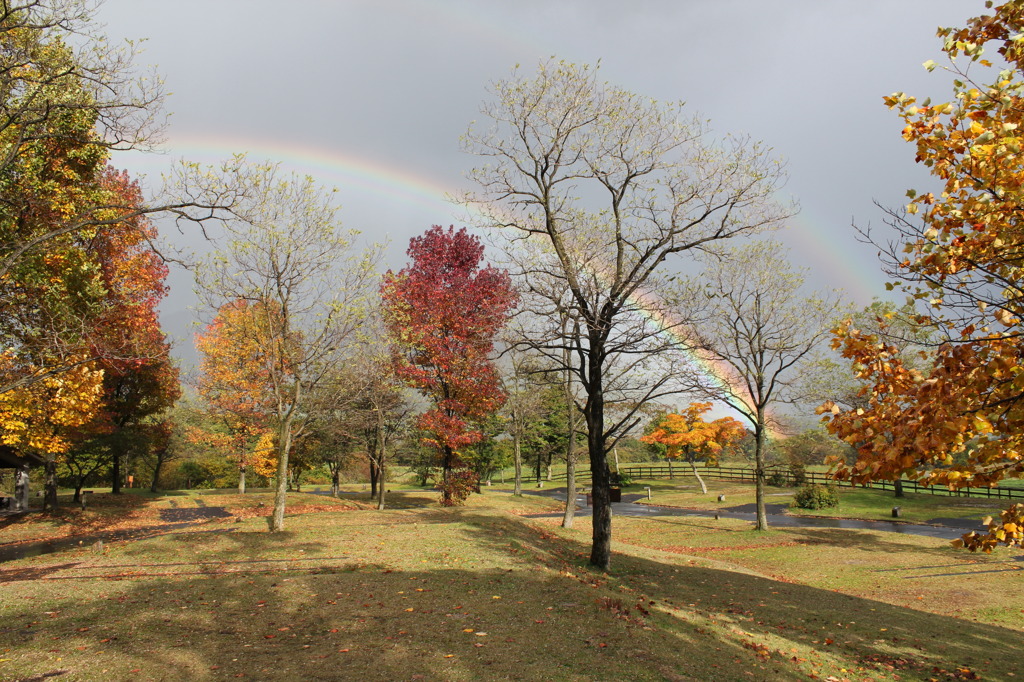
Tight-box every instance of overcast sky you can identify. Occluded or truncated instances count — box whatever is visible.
[96,0,977,365]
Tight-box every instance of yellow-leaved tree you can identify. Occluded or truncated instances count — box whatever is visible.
[0,355,104,508]
[820,1,1024,552]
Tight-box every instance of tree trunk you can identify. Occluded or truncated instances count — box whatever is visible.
[753,421,768,531]
[561,330,578,529]
[14,464,29,511]
[894,478,904,498]
[44,454,58,510]
[369,461,378,498]
[375,457,386,510]
[73,481,83,504]
[111,451,121,495]
[441,445,454,505]
[561,417,578,529]
[376,420,387,511]
[587,346,612,571]
[238,465,247,495]
[689,460,708,495]
[668,458,673,480]
[271,417,294,532]
[331,467,340,498]
[513,430,522,496]
[150,448,166,493]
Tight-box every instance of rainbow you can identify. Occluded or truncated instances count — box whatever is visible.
[139,135,818,435]
[137,135,878,299]
[629,292,787,439]
[123,134,460,221]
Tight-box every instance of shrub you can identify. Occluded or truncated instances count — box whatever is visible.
[613,472,633,487]
[766,471,788,487]
[793,483,839,510]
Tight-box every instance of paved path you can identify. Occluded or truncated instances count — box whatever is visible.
[523,488,984,541]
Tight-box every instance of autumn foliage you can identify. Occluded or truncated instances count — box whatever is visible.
[195,299,281,490]
[641,403,745,465]
[820,2,1024,551]
[381,226,516,505]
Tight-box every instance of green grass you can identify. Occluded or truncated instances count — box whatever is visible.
[0,488,1020,680]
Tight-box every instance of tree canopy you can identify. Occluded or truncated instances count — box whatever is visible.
[820,1,1024,551]
[381,225,516,506]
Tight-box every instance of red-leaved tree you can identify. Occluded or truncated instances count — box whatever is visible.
[87,168,181,494]
[381,226,517,505]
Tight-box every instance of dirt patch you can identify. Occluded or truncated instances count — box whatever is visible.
[158,507,232,523]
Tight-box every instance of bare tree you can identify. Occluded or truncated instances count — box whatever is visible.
[687,241,841,530]
[500,338,546,496]
[463,60,793,570]
[354,352,414,511]
[194,168,383,532]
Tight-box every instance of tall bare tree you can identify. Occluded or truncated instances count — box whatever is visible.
[688,241,840,530]
[194,169,382,532]
[463,60,793,570]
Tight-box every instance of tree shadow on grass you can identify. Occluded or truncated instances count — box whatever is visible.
[455,511,1019,680]
[0,508,1017,681]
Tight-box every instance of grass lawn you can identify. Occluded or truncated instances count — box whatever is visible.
[0,487,1019,681]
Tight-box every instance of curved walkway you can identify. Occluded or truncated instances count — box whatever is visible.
[523,488,984,541]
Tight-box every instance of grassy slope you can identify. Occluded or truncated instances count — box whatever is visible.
[0,489,1019,681]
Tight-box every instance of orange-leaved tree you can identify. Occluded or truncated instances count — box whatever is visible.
[196,299,278,494]
[820,1,1024,552]
[381,226,517,506]
[641,402,746,494]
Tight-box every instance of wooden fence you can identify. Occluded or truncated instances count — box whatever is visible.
[617,463,1024,501]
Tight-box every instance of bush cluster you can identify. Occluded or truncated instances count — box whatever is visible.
[766,471,788,487]
[793,483,839,510]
